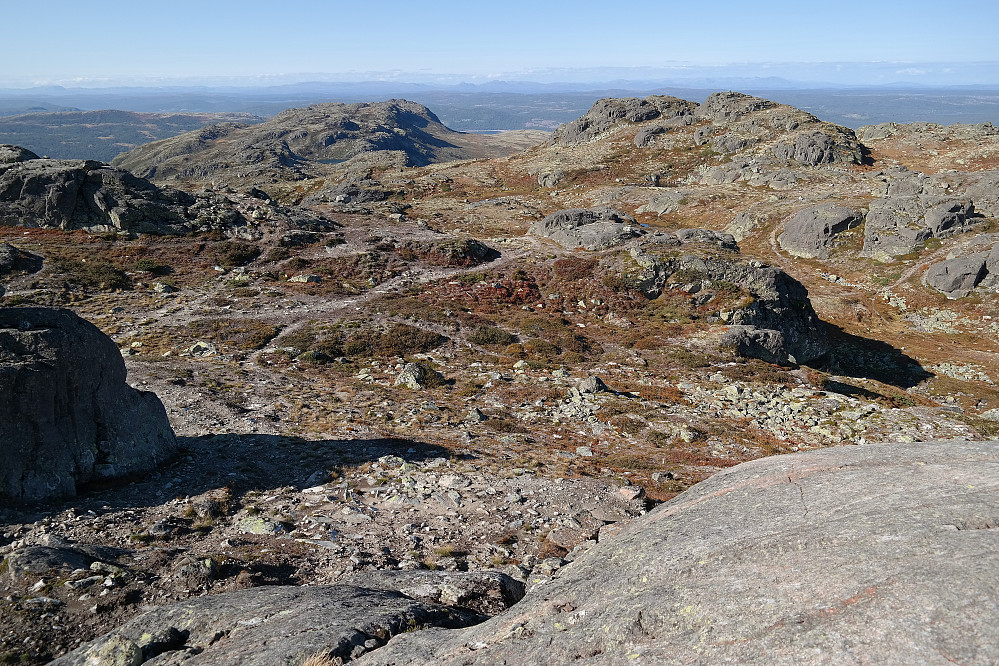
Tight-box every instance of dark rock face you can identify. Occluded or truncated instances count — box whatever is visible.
[0,147,197,234]
[529,207,642,250]
[51,584,486,666]
[0,307,177,504]
[358,441,999,665]
[778,204,864,259]
[0,242,43,276]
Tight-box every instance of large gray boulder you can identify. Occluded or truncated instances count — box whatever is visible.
[0,307,177,503]
[50,584,485,666]
[923,199,974,236]
[923,241,999,297]
[529,207,642,250]
[358,440,999,665]
[924,251,990,298]
[861,196,933,260]
[778,204,864,259]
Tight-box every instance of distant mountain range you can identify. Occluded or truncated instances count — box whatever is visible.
[1,74,996,162]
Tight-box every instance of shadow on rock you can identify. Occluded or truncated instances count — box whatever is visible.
[817,323,932,389]
[6,435,453,521]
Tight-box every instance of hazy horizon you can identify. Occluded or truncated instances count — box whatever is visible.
[3,1,998,88]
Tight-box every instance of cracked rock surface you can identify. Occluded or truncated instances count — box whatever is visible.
[358,440,999,665]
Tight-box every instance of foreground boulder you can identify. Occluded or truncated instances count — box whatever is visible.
[50,584,484,666]
[0,307,176,503]
[359,440,999,665]
[53,571,526,665]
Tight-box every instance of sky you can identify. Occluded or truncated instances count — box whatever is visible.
[2,0,998,87]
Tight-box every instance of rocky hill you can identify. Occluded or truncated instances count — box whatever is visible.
[0,144,340,237]
[2,92,999,663]
[112,99,547,186]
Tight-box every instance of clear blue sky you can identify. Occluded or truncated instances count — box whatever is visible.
[2,0,998,85]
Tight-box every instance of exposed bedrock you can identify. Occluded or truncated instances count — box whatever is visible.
[358,440,999,665]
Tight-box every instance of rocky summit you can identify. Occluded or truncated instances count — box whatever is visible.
[1,91,999,664]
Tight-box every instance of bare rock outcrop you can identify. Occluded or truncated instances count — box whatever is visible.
[0,145,40,164]
[0,307,177,503]
[862,196,976,261]
[693,92,863,167]
[529,207,642,250]
[777,204,863,259]
[770,128,860,165]
[696,91,777,121]
[50,584,485,666]
[0,144,348,237]
[924,243,999,297]
[629,242,828,364]
[358,440,999,665]
[0,147,196,234]
[113,100,506,185]
[550,96,696,147]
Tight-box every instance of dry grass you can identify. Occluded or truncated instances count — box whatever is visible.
[301,653,343,666]
[187,318,281,351]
